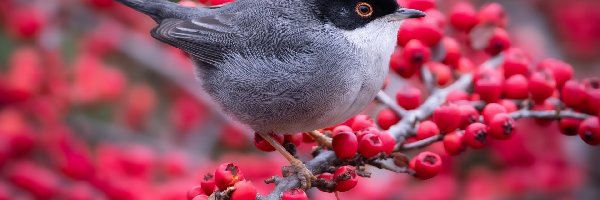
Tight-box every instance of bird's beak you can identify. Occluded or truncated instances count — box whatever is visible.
[390,8,426,21]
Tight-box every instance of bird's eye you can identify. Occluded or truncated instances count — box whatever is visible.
[355,2,373,18]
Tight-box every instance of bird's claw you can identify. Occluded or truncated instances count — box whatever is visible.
[291,159,316,190]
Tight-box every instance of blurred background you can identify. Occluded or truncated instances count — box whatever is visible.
[0,0,599,199]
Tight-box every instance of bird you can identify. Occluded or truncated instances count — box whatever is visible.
[115,0,425,189]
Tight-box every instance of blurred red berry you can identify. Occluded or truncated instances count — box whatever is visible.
[416,121,440,140]
[402,40,431,68]
[488,113,516,140]
[377,108,401,130]
[503,74,529,99]
[390,48,419,78]
[214,163,245,191]
[441,37,462,67]
[482,103,507,124]
[334,166,358,192]
[464,123,488,149]
[475,75,503,103]
[529,71,556,104]
[396,86,422,110]
[478,2,507,27]
[230,181,257,200]
[447,90,469,103]
[560,118,582,136]
[253,132,284,152]
[484,28,511,56]
[432,104,462,133]
[428,62,453,86]
[537,58,573,89]
[502,48,531,79]
[187,186,204,200]
[443,131,466,156]
[578,117,600,145]
[458,104,480,129]
[401,0,436,11]
[397,19,443,47]
[350,115,374,131]
[450,2,479,32]
[583,78,600,115]
[7,6,45,39]
[284,133,303,146]
[379,131,397,155]
[561,80,587,109]
[192,195,209,200]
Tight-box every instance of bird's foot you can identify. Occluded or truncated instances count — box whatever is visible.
[289,159,316,190]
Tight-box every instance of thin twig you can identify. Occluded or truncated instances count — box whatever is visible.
[509,109,591,120]
[399,134,444,151]
[376,91,408,117]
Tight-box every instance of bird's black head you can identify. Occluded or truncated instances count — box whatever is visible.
[313,0,425,30]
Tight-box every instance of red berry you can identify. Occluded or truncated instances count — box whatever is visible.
[396,86,422,110]
[529,71,556,104]
[441,37,462,67]
[187,186,204,200]
[316,173,334,192]
[498,99,518,113]
[578,117,600,145]
[332,125,353,137]
[482,103,507,124]
[411,151,442,179]
[358,134,384,158]
[560,118,582,136]
[502,48,531,78]
[456,57,476,73]
[397,19,443,47]
[332,132,358,159]
[443,131,466,156]
[355,127,380,141]
[503,74,529,99]
[350,115,374,131]
[282,188,308,200]
[253,132,284,152]
[428,62,453,86]
[478,3,507,27]
[284,133,303,146]
[432,104,462,133]
[230,181,257,200]
[7,7,45,39]
[214,163,245,191]
[390,49,419,78]
[475,75,503,103]
[416,121,440,140]
[484,28,511,56]
[333,166,358,192]
[449,2,479,32]
[537,58,573,89]
[377,108,401,130]
[458,104,480,129]
[583,78,600,115]
[425,9,446,29]
[464,123,489,149]
[447,90,470,103]
[200,173,217,195]
[301,132,315,143]
[402,40,431,68]
[561,80,587,109]
[488,113,516,140]
[379,131,397,155]
[403,0,436,11]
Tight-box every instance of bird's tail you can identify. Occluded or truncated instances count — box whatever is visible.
[115,0,197,22]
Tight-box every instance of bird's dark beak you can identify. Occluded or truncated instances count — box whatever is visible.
[391,8,426,20]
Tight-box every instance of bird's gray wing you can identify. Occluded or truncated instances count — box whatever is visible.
[151,12,240,65]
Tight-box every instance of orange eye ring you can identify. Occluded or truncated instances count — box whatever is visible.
[355,2,374,18]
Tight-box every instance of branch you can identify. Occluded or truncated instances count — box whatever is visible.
[399,134,444,151]
[509,109,591,120]
[420,65,435,92]
[376,91,407,117]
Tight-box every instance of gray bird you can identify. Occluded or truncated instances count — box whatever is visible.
[116,0,425,189]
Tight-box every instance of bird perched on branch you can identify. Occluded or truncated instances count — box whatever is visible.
[115,0,425,189]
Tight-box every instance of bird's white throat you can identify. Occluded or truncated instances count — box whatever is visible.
[341,17,401,61]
